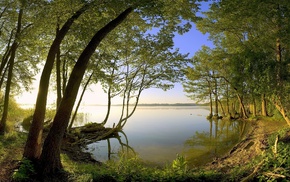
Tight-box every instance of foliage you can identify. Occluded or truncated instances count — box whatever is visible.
[61,152,222,182]
[172,154,188,175]
[0,132,27,181]
[0,132,26,154]
[0,97,33,132]
[255,128,290,181]
[183,0,290,123]
[21,108,55,131]
[12,158,36,181]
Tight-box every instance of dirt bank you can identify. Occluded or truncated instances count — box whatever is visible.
[205,118,288,175]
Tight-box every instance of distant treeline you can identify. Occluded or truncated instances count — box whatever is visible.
[115,103,207,106]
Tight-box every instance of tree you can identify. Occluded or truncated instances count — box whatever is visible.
[0,0,39,134]
[194,0,290,122]
[39,7,133,174]
[0,6,23,134]
[23,1,92,161]
[20,0,200,175]
[183,46,224,118]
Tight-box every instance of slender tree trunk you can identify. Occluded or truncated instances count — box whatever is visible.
[23,4,91,161]
[0,64,9,91]
[39,7,133,174]
[209,93,213,117]
[62,59,68,95]
[56,21,62,109]
[252,98,257,117]
[68,71,93,130]
[207,79,213,118]
[0,32,13,89]
[218,99,225,117]
[119,65,145,128]
[0,43,17,134]
[107,139,111,160]
[273,98,290,126]
[261,94,268,116]
[102,66,115,125]
[102,86,112,125]
[237,94,248,119]
[226,83,230,116]
[214,76,219,117]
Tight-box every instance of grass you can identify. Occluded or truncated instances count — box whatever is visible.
[61,151,222,182]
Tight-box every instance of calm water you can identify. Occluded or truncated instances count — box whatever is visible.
[74,105,248,167]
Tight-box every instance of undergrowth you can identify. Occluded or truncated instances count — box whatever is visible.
[254,128,290,181]
[61,152,222,182]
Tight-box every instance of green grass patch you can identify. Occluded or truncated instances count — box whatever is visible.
[61,152,222,182]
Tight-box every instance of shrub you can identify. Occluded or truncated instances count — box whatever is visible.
[12,158,36,181]
[255,128,290,181]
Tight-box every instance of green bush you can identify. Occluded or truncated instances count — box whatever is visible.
[12,158,36,181]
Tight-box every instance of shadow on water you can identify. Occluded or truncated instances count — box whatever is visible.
[183,118,249,167]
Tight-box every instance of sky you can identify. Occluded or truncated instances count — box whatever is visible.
[16,3,213,105]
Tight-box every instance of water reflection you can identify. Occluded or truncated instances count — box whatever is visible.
[75,106,247,166]
[85,130,135,161]
[184,118,248,167]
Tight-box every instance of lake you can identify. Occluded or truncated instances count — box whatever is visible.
[73,105,248,167]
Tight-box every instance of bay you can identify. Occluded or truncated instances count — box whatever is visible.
[74,105,247,167]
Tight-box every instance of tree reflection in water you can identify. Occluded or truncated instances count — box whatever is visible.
[184,118,248,167]
[88,130,136,161]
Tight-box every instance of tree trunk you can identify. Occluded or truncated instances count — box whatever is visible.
[261,94,268,116]
[214,76,219,117]
[0,43,17,134]
[102,86,112,125]
[207,79,213,118]
[102,66,115,125]
[273,99,290,126]
[0,32,13,89]
[218,99,225,117]
[62,59,68,95]
[23,4,91,161]
[226,83,230,116]
[68,71,93,130]
[237,94,248,119]
[56,21,62,109]
[39,7,133,174]
[252,98,257,117]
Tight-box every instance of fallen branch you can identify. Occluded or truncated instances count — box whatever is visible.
[272,135,279,156]
[263,172,286,179]
[71,128,119,146]
[241,160,264,182]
